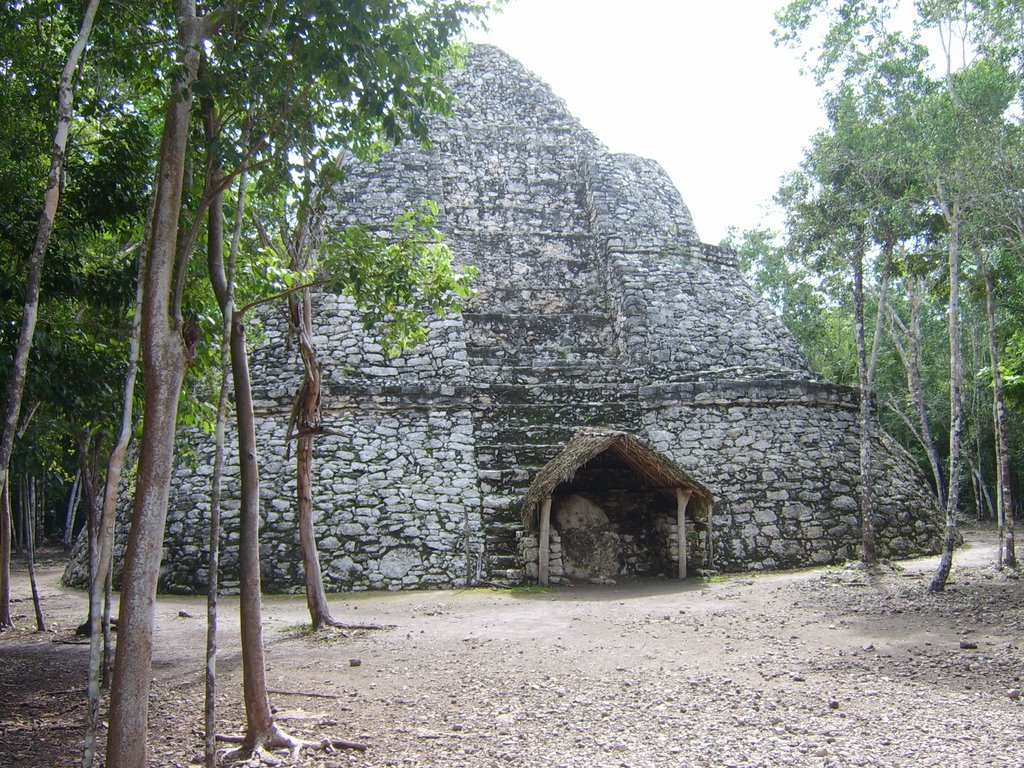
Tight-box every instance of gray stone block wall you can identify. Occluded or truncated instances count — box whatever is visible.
[152,401,483,594]
[640,385,940,570]
[605,250,813,376]
[66,44,943,593]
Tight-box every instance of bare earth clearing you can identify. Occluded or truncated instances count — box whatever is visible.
[2,527,1022,768]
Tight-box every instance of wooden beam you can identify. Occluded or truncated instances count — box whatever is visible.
[676,488,692,579]
[538,496,552,586]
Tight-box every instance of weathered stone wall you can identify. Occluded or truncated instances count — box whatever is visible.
[474,378,940,582]
[66,44,942,593]
[157,404,482,594]
[605,249,815,375]
[641,383,940,569]
[151,299,483,593]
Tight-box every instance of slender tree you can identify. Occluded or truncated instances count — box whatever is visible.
[0,0,101,530]
[287,158,350,631]
[888,273,948,505]
[930,192,963,592]
[0,2,106,596]
[106,3,205,764]
[81,251,144,768]
[0,480,10,628]
[267,192,476,630]
[203,131,247,768]
[24,477,45,631]
[207,160,298,760]
[982,262,1017,567]
[62,469,82,550]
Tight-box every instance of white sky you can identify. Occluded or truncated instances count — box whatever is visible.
[469,0,826,244]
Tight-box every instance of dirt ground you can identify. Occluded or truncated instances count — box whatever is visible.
[1,526,1022,768]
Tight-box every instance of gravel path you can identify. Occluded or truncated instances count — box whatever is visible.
[2,528,1022,767]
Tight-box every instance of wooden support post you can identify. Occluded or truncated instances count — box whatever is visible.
[676,488,692,579]
[538,496,552,586]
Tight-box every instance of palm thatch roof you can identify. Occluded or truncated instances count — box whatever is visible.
[521,428,713,530]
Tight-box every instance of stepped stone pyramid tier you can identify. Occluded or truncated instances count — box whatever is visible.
[69,45,942,593]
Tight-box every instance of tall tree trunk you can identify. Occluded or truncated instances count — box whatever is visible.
[969,463,984,520]
[26,477,45,632]
[229,314,286,750]
[297,431,335,627]
[82,252,144,768]
[203,106,283,753]
[106,4,201,764]
[969,462,995,520]
[74,428,103,658]
[221,309,361,757]
[102,564,113,686]
[853,245,879,564]
[280,150,355,630]
[63,470,82,551]
[202,120,247,767]
[16,484,26,554]
[206,132,362,763]
[0,0,101,520]
[984,264,1016,567]
[967,319,988,522]
[931,206,962,593]
[0,480,11,628]
[205,357,228,768]
[74,429,102,583]
[294,289,338,629]
[908,280,947,505]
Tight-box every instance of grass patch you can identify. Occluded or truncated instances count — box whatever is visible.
[701,574,730,584]
[281,622,317,638]
[279,622,358,643]
[508,584,554,595]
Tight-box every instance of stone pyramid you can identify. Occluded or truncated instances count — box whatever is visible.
[87,45,942,593]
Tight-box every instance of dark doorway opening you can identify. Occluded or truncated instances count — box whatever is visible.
[551,449,676,581]
[522,428,713,586]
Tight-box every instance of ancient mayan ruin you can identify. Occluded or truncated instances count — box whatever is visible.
[84,45,943,593]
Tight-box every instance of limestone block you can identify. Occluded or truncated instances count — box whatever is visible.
[753,508,778,524]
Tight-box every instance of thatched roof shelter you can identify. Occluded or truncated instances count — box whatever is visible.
[521,427,713,531]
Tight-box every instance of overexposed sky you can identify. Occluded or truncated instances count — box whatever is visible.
[469,0,826,244]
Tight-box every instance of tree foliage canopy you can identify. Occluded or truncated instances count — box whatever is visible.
[755,0,1024,533]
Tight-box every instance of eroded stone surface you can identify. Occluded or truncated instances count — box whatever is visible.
[66,45,943,593]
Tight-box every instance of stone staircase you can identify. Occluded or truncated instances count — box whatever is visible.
[465,303,647,580]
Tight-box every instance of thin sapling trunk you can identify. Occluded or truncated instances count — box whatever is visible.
[204,136,247,768]
[852,239,879,564]
[293,289,344,629]
[26,478,45,632]
[984,264,1016,568]
[931,205,963,593]
[82,248,144,768]
[0,0,101,523]
[0,479,11,628]
[63,470,82,551]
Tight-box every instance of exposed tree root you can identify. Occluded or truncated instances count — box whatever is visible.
[267,688,351,700]
[319,615,393,632]
[218,724,366,765]
[474,579,509,589]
